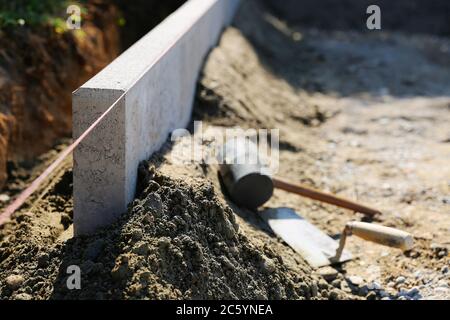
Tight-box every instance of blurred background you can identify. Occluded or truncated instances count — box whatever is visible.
[0,0,449,190]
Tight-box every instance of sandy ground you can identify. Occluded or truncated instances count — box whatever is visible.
[1,0,449,300]
[194,0,450,299]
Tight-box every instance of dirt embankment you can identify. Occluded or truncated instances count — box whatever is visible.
[0,0,186,190]
[0,1,120,189]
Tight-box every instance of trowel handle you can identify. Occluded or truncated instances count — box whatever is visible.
[347,221,414,251]
[272,176,381,217]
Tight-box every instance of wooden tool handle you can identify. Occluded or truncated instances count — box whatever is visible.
[332,221,414,262]
[347,221,413,251]
[272,176,381,216]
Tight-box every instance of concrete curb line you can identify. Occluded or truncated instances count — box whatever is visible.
[73,0,240,235]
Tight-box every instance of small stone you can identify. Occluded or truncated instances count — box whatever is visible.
[437,279,449,287]
[143,193,163,214]
[15,211,33,223]
[395,276,406,285]
[142,214,154,225]
[60,213,72,228]
[441,266,449,274]
[261,256,276,274]
[386,287,397,297]
[222,219,236,240]
[340,280,352,293]
[318,278,329,290]
[158,237,171,249]
[430,243,447,252]
[37,253,50,267]
[0,194,10,202]
[407,287,420,297]
[347,275,364,287]
[111,258,132,281]
[320,289,329,298]
[331,279,341,288]
[6,274,24,290]
[132,242,150,256]
[315,266,338,282]
[139,271,152,282]
[367,281,382,290]
[131,229,143,241]
[329,289,340,300]
[437,250,447,258]
[14,293,32,300]
[366,291,377,300]
[398,289,408,297]
[299,283,310,297]
[359,285,369,296]
[430,243,440,249]
[378,290,389,298]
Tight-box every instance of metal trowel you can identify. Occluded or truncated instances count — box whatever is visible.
[260,207,413,268]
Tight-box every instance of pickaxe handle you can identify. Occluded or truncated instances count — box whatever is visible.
[272,176,382,217]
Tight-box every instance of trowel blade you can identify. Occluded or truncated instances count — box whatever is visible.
[260,207,352,268]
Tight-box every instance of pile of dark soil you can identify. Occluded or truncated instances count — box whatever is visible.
[0,164,342,299]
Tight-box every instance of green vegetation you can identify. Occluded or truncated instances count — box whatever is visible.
[0,0,86,29]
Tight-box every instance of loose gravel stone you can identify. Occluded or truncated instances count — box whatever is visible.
[0,194,10,202]
[367,281,382,290]
[5,275,24,291]
[395,276,406,285]
[366,291,377,300]
[14,293,32,300]
[347,276,364,287]
[315,266,338,282]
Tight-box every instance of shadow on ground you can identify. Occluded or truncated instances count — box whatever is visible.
[231,0,450,98]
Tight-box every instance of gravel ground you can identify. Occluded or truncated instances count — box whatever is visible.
[194,0,450,300]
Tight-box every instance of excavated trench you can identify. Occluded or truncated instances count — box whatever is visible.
[0,0,185,190]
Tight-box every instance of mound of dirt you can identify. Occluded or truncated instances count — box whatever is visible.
[0,164,344,300]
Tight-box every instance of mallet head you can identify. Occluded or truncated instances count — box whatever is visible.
[219,138,274,209]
